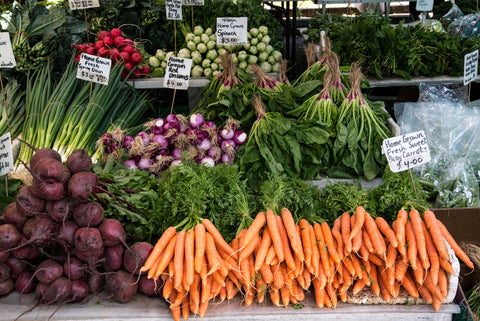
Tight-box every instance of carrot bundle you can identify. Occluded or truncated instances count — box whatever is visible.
[140,206,472,320]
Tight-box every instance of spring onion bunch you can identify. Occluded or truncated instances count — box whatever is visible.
[0,79,25,139]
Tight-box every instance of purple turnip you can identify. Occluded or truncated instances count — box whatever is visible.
[105,270,138,303]
[15,186,46,216]
[103,244,124,272]
[66,149,93,173]
[73,202,104,227]
[68,171,98,202]
[123,242,153,275]
[0,224,21,251]
[3,203,27,231]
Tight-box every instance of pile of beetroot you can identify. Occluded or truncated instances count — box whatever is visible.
[0,147,158,314]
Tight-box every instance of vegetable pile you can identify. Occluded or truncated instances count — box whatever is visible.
[139,205,472,320]
[148,25,283,78]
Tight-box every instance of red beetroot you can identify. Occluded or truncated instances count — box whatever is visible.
[12,236,40,260]
[98,219,127,248]
[0,250,9,263]
[74,227,104,260]
[15,269,36,294]
[105,270,138,303]
[87,272,104,293]
[7,257,26,276]
[69,279,89,302]
[139,275,161,297]
[22,216,56,248]
[29,148,62,170]
[68,171,98,202]
[66,149,93,174]
[16,186,46,216]
[44,277,72,304]
[35,282,49,302]
[3,203,27,231]
[46,197,78,222]
[73,202,104,227]
[57,221,79,248]
[31,158,71,201]
[0,224,21,251]
[103,244,124,272]
[123,242,153,274]
[36,259,64,284]
[0,263,10,282]
[0,278,14,297]
[63,257,85,280]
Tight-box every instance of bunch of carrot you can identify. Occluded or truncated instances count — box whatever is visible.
[140,206,473,321]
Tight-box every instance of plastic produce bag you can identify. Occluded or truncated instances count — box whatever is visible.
[447,12,480,38]
[441,3,464,27]
[417,82,469,104]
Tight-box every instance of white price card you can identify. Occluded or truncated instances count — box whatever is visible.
[216,17,248,46]
[164,56,193,90]
[68,0,99,10]
[0,132,14,176]
[166,0,182,20]
[76,53,111,85]
[464,49,479,85]
[416,0,434,12]
[382,130,431,173]
[0,32,16,68]
[182,0,203,5]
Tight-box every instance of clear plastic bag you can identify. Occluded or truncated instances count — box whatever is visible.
[447,12,480,38]
[418,82,469,104]
[441,3,464,27]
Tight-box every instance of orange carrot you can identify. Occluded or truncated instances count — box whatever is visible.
[198,300,209,318]
[226,279,238,300]
[299,219,312,269]
[409,209,429,270]
[276,215,296,271]
[438,268,448,298]
[362,229,374,253]
[260,263,274,284]
[413,255,424,286]
[368,253,384,267]
[271,264,284,290]
[378,272,392,303]
[332,218,344,260]
[401,270,419,298]
[239,233,261,264]
[405,220,417,269]
[343,256,356,278]
[303,267,312,290]
[241,211,266,249]
[163,276,174,299]
[352,278,366,295]
[309,224,320,276]
[170,289,186,308]
[385,243,397,270]
[152,234,177,280]
[422,221,439,285]
[212,270,226,288]
[279,283,290,307]
[351,255,363,280]
[181,300,190,321]
[189,274,200,311]
[184,229,195,290]
[370,264,380,297]
[194,223,206,275]
[256,276,267,303]
[375,216,398,248]
[359,242,370,261]
[364,212,386,258]
[423,272,444,302]
[437,219,474,269]
[202,218,237,260]
[432,296,442,312]
[266,209,284,262]
[326,282,337,308]
[204,232,222,276]
[350,206,366,241]
[418,284,433,304]
[173,231,186,291]
[321,222,341,264]
[423,210,449,262]
[141,226,176,273]
[281,207,304,262]
[270,287,281,306]
[265,244,276,265]
[200,274,212,304]
[439,257,455,275]
[394,209,408,258]
[394,257,409,282]
[341,212,352,254]
[314,223,331,279]
[312,277,324,308]
[351,215,363,252]
[254,227,272,271]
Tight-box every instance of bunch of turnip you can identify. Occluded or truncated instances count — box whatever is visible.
[97,113,247,173]
[73,28,151,80]
[148,25,282,78]
[0,147,155,311]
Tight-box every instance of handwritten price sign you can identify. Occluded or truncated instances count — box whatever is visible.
[382,130,431,173]
[0,132,14,176]
[68,0,99,10]
[0,32,16,68]
[216,17,248,46]
[164,56,192,90]
[76,53,111,85]
[464,49,479,85]
[166,0,182,20]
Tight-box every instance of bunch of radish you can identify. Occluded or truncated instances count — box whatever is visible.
[73,28,150,80]
[97,113,247,173]
[0,147,156,314]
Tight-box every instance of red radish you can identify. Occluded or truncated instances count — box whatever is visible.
[98,218,127,248]
[102,36,114,48]
[139,275,161,297]
[30,148,62,169]
[0,263,10,282]
[16,186,46,216]
[98,47,109,58]
[73,202,104,227]
[35,259,64,284]
[12,236,40,260]
[123,242,153,274]
[0,250,9,263]
[66,149,92,173]
[3,203,27,231]
[110,48,121,62]
[69,279,89,302]
[105,270,138,303]
[63,257,85,280]
[130,52,142,65]
[113,36,125,47]
[44,277,72,304]
[57,221,79,248]
[22,216,56,248]
[103,245,124,272]
[133,69,141,79]
[0,278,14,297]
[75,44,87,53]
[119,51,131,63]
[46,197,77,222]
[0,224,21,250]
[75,54,81,61]
[94,40,104,51]
[7,257,26,275]
[98,30,110,41]
[74,227,104,253]
[124,62,134,72]
[68,171,98,202]
[15,269,36,294]
[109,28,122,38]
[122,45,135,55]
[141,65,150,75]
[86,47,96,55]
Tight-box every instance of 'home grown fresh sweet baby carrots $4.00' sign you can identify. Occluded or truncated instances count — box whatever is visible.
[382,130,431,173]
